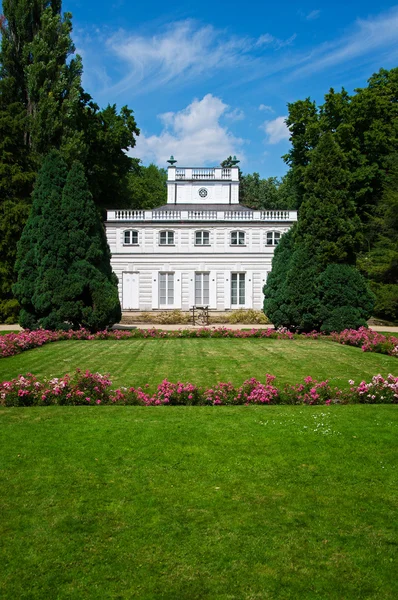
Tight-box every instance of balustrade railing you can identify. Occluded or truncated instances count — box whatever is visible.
[187,210,217,220]
[115,210,145,220]
[224,211,254,220]
[192,168,215,179]
[260,210,290,220]
[109,209,297,222]
[152,210,181,220]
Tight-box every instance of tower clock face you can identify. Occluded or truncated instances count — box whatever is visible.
[198,188,208,198]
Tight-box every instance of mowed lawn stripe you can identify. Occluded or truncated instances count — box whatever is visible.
[0,406,397,599]
[0,338,396,389]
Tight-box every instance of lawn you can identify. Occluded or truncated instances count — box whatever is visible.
[1,405,397,599]
[0,337,396,389]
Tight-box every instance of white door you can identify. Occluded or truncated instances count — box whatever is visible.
[122,272,139,309]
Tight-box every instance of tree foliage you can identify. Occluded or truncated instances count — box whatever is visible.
[127,162,167,209]
[13,152,121,331]
[0,0,140,321]
[264,133,374,332]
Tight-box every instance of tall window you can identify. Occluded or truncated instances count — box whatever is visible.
[231,231,245,245]
[195,231,210,245]
[231,273,245,305]
[195,272,210,305]
[266,231,281,246]
[159,273,174,306]
[159,231,174,245]
[124,230,138,245]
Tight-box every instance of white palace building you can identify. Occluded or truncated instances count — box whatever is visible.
[105,158,297,313]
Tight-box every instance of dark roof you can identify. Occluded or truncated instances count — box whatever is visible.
[153,204,253,212]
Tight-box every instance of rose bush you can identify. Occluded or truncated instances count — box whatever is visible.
[1,370,397,407]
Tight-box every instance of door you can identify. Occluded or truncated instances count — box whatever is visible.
[122,272,139,309]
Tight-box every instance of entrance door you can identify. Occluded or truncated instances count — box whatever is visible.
[122,272,139,309]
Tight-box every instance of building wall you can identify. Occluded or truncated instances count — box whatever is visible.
[106,222,291,311]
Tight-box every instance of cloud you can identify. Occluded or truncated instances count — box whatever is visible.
[291,6,398,79]
[131,94,245,165]
[102,20,296,96]
[259,104,274,112]
[225,108,245,121]
[305,10,321,21]
[262,116,290,144]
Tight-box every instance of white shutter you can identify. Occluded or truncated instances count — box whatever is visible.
[152,271,158,309]
[224,271,231,309]
[174,271,182,309]
[188,271,195,307]
[246,270,253,309]
[209,271,216,308]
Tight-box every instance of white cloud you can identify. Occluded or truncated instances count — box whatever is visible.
[103,20,297,96]
[306,10,321,21]
[131,94,245,166]
[225,108,245,121]
[259,104,274,112]
[291,7,398,79]
[262,116,290,144]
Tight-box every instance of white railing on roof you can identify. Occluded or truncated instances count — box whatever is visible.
[115,210,146,220]
[192,168,215,180]
[108,209,297,222]
[224,211,254,220]
[187,210,217,220]
[175,169,185,180]
[152,210,181,220]
[260,210,290,220]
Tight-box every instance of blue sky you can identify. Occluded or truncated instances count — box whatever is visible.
[3,1,398,177]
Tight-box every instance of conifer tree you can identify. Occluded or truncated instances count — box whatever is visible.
[264,133,374,332]
[14,153,121,331]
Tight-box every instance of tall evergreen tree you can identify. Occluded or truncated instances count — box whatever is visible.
[14,153,121,331]
[264,134,373,332]
[0,0,139,322]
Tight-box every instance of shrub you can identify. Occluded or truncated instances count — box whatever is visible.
[318,264,374,333]
[2,371,397,407]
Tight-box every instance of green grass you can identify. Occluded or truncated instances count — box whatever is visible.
[0,330,19,335]
[1,406,397,599]
[1,338,397,389]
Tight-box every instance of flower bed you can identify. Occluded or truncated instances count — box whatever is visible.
[1,370,397,407]
[0,326,397,360]
[331,327,398,357]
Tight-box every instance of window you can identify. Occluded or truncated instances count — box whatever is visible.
[195,231,210,245]
[124,230,138,245]
[266,231,281,246]
[195,272,210,305]
[159,230,174,245]
[231,231,245,245]
[159,273,174,306]
[231,273,245,306]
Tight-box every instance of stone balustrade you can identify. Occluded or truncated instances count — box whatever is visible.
[108,209,297,222]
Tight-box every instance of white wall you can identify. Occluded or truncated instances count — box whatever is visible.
[106,222,289,311]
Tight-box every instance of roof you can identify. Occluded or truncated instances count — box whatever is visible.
[153,204,253,212]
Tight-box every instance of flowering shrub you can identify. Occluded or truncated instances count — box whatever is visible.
[0,327,298,359]
[281,376,343,405]
[1,326,397,360]
[1,370,397,407]
[331,327,398,357]
[348,374,398,404]
[149,379,202,406]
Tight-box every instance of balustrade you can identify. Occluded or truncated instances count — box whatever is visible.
[110,209,296,222]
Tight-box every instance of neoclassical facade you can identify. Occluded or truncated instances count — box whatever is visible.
[105,161,297,312]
